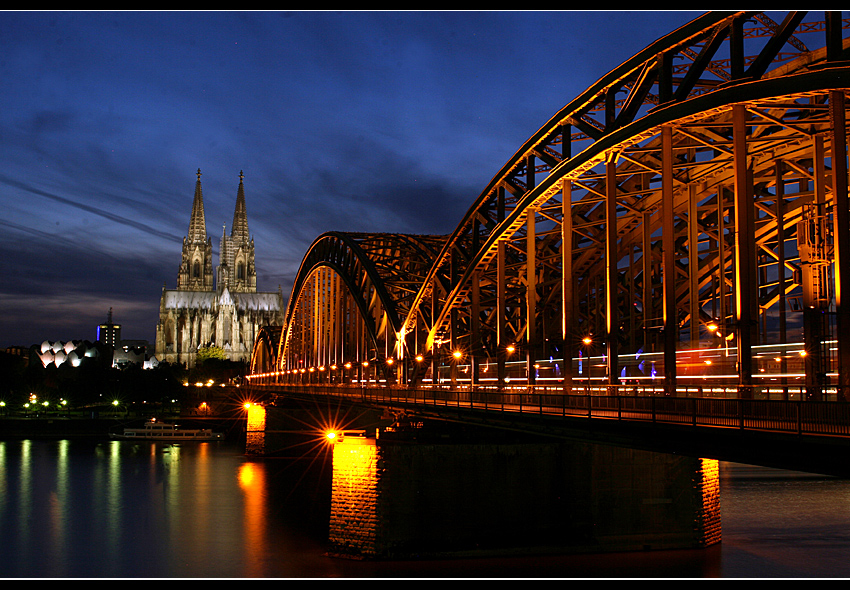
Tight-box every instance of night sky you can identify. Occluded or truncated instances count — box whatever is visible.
[0,10,700,349]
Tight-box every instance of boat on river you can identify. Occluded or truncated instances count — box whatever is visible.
[110,418,224,441]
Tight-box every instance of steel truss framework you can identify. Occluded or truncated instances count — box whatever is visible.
[252,11,850,400]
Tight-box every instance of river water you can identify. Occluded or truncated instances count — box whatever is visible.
[1,437,849,578]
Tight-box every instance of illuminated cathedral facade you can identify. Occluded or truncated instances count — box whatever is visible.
[155,169,283,367]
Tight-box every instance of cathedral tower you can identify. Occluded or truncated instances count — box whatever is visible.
[217,171,257,293]
[155,168,283,368]
[177,169,214,291]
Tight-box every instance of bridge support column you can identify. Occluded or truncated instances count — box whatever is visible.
[775,162,789,399]
[733,104,756,399]
[830,90,850,401]
[430,285,440,386]
[605,156,619,389]
[801,136,829,400]
[562,178,574,392]
[661,126,677,394]
[688,184,700,346]
[497,237,507,388]
[527,207,538,385]
[471,269,481,386]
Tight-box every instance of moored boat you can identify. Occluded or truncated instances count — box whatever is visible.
[110,418,224,441]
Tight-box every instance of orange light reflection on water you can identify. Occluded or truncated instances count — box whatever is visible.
[238,461,267,577]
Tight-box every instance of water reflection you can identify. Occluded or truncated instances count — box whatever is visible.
[0,439,294,577]
[328,436,720,559]
[238,461,268,577]
[718,462,850,577]
[1,436,850,577]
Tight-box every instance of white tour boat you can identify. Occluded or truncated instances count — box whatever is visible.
[110,418,224,441]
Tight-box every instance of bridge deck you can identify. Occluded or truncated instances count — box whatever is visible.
[251,383,850,477]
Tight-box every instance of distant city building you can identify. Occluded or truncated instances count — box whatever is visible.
[36,340,102,368]
[3,345,31,367]
[97,308,121,347]
[4,345,30,358]
[113,340,158,369]
[155,169,284,367]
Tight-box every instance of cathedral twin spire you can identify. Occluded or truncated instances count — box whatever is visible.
[177,169,256,293]
[187,168,208,244]
[231,171,250,244]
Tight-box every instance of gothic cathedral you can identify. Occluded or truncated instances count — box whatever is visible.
[155,169,284,367]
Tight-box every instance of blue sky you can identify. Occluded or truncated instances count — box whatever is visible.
[0,10,701,349]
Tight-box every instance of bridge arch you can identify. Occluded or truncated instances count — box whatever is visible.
[249,325,281,378]
[263,11,850,399]
[395,10,850,398]
[278,231,446,383]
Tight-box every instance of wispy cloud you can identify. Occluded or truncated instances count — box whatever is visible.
[0,173,183,244]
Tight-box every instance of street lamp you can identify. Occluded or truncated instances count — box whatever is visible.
[582,336,593,390]
[385,357,395,385]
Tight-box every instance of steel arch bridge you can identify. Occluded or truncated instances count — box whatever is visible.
[251,11,850,402]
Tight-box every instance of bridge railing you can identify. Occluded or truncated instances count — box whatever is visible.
[247,374,830,400]
[253,382,850,438]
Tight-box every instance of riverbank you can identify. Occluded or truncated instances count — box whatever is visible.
[0,417,122,438]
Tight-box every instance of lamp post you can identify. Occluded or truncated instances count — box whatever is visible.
[385,357,394,386]
[582,336,593,393]
[451,350,462,388]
